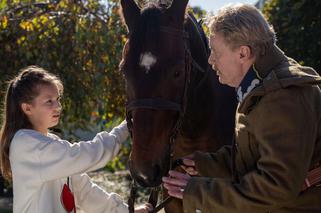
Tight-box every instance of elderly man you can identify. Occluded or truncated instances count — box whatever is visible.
[162,3,321,213]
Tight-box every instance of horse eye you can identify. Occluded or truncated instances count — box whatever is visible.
[174,71,180,78]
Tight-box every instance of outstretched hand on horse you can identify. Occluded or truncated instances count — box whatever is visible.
[134,203,154,213]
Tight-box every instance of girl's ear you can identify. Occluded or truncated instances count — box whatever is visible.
[21,103,32,116]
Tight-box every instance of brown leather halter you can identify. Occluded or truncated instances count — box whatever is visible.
[126,25,207,213]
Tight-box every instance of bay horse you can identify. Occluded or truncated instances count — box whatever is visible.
[119,0,237,212]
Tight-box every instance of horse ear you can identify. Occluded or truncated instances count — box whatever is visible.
[167,0,189,23]
[120,0,140,32]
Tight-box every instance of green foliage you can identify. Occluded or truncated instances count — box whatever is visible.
[105,138,131,172]
[189,5,206,20]
[0,0,128,132]
[263,0,321,73]
[188,6,208,35]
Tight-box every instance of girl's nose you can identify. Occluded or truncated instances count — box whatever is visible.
[55,101,62,111]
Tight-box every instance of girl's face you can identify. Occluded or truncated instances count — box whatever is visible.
[22,83,62,135]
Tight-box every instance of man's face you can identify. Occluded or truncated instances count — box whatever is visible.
[208,33,244,87]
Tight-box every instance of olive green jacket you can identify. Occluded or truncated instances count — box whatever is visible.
[183,45,321,213]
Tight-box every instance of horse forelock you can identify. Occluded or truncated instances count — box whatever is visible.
[126,4,164,67]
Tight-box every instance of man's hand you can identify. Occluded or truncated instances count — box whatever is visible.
[162,170,191,199]
[180,158,198,176]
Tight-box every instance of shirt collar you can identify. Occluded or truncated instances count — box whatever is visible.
[236,65,262,102]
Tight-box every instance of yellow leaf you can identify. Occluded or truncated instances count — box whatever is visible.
[58,0,67,9]
[121,35,127,44]
[19,21,34,31]
[1,16,8,29]
[32,17,41,29]
[53,26,59,35]
[17,36,26,45]
[40,15,48,25]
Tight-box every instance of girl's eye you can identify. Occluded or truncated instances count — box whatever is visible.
[47,100,53,104]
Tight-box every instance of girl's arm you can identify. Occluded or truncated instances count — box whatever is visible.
[10,121,129,182]
[72,173,128,213]
[72,173,153,213]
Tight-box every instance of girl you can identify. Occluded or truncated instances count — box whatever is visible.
[0,66,152,213]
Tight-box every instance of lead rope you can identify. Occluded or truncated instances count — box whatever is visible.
[127,133,179,213]
[128,181,137,213]
[127,138,184,213]
[128,158,183,213]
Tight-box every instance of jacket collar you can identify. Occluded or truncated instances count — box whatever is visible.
[237,44,289,114]
[253,44,288,79]
[237,44,321,114]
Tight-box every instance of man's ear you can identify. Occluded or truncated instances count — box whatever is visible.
[239,45,253,62]
[21,103,32,116]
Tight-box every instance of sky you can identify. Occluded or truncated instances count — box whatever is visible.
[189,0,258,13]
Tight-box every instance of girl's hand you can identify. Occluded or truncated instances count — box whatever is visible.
[162,170,191,199]
[134,203,154,213]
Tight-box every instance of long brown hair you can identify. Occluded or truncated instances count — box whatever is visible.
[0,65,63,181]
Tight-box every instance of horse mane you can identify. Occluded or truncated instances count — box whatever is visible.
[187,12,210,56]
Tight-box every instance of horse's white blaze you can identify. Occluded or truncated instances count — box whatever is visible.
[139,52,157,74]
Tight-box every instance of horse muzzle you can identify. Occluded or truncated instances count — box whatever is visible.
[128,156,170,187]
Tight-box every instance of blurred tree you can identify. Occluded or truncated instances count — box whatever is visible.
[263,0,321,73]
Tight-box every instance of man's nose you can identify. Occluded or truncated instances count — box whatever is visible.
[208,52,215,64]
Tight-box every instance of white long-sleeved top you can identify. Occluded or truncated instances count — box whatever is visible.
[9,121,129,213]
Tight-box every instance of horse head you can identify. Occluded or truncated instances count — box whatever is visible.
[120,0,190,187]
